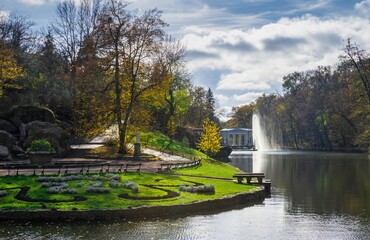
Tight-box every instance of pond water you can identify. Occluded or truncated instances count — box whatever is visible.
[0,151,369,240]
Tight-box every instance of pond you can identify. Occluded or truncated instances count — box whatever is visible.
[0,151,369,239]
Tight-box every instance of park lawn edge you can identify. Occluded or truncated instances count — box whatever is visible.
[0,132,263,220]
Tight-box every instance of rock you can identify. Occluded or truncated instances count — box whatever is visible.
[11,144,25,155]
[213,147,232,160]
[0,105,56,128]
[0,119,18,135]
[0,130,16,149]
[0,145,11,161]
[22,121,70,157]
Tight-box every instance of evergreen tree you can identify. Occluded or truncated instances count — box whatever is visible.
[206,87,218,124]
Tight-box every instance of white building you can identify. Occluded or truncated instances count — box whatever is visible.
[220,128,253,148]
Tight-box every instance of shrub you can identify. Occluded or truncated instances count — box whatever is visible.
[37,175,86,183]
[27,139,55,153]
[109,180,138,193]
[123,180,139,193]
[89,181,103,188]
[109,180,120,188]
[41,182,68,188]
[90,175,108,181]
[0,190,8,197]
[47,184,76,194]
[178,184,215,193]
[106,174,121,181]
[76,182,84,188]
[86,181,110,193]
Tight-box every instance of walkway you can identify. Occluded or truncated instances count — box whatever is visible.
[0,144,194,175]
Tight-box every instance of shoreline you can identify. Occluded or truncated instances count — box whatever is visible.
[0,188,265,222]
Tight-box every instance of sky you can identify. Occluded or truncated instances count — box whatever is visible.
[2,0,370,119]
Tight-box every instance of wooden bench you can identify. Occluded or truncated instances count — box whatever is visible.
[233,173,265,184]
[124,163,142,172]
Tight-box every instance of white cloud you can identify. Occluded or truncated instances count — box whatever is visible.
[0,11,10,22]
[18,0,56,5]
[214,93,230,106]
[18,0,84,6]
[181,14,370,117]
[184,14,370,92]
[233,92,263,103]
[217,72,271,91]
[355,0,370,15]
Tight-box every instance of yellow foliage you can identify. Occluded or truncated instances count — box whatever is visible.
[197,118,222,156]
[0,44,25,96]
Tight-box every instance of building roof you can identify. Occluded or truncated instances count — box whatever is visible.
[220,128,252,132]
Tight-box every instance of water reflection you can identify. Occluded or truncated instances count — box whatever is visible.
[230,151,370,217]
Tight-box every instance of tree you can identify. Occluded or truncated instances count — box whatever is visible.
[226,104,254,128]
[197,118,221,157]
[0,42,25,96]
[342,38,370,103]
[185,86,207,127]
[52,0,101,98]
[97,1,168,153]
[205,87,218,123]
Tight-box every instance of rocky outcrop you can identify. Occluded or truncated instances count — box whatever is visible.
[0,130,16,161]
[0,145,11,161]
[213,147,232,160]
[0,106,71,160]
[21,121,70,157]
[0,105,56,129]
[0,119,18,135]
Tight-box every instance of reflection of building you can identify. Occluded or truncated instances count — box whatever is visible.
[220,128,253,148]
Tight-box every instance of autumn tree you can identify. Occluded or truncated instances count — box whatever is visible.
[197,118,221,157]
[342,38,370,103]
[0,41,25,96]
[226,103,254,128]
[97,1,169,153]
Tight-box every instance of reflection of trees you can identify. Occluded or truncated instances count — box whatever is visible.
[229,154,253,173]
[255,153,370,216]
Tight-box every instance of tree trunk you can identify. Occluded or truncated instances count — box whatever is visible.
[113,45,126,154]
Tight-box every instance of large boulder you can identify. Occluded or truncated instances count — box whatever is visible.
[0,119,18,135]
[213,147,232,160]
[0,130,16,149]
[21,121,70,157]
[0,145,11,161]
[0,105,56,128]
[0,130,16,161]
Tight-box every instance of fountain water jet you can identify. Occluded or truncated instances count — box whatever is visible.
[252,113,280,151]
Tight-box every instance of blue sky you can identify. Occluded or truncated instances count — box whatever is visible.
[2,0,370,119]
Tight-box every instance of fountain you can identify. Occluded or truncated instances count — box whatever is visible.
[252,113,280,151]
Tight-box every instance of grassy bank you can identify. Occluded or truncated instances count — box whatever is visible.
[0,173,256,211]
[141,131,243,178]
[0,132,255,212]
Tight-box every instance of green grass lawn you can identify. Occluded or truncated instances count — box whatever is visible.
[0,131,255,211]
[0,173,257,211]
[142,131,244,178]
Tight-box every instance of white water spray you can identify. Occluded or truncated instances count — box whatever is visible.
[252,113,280,151]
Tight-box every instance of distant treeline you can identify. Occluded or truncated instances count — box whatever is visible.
[253,39,369,151]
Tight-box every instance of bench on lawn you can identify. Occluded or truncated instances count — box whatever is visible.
[233,173,265,184]
[124,163,142,172]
